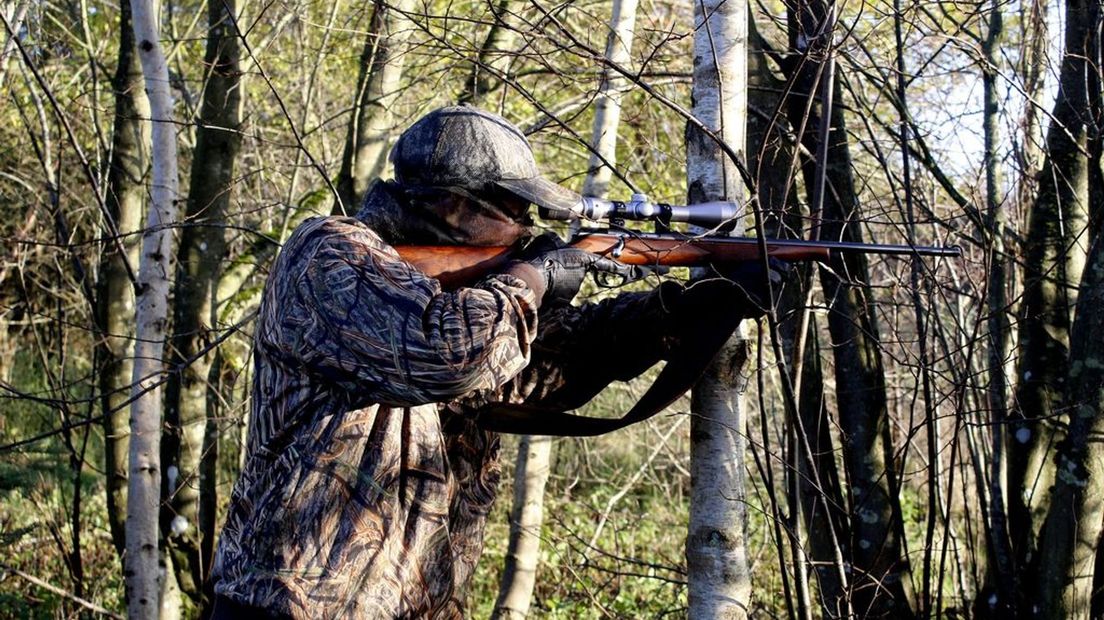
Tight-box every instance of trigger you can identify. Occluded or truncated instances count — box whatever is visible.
[611,236,625,259]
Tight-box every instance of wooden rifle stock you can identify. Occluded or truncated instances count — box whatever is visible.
[395,231,962,288]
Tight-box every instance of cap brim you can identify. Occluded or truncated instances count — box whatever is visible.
[496,176,580,216]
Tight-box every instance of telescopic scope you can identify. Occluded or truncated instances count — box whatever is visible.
[542,193,741,229]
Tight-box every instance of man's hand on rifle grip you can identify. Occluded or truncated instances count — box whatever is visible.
[514,232,644,304]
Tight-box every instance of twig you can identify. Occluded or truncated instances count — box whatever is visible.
[0,564,122,618]
[586,416,685,547]
[0,309,257,454]
[221,3,343,210]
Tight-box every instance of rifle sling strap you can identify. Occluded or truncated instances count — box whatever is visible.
[475,302,744,437]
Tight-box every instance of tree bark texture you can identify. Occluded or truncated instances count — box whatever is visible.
[333,0,415,213]
[98,0,148,561]
[1030,1,1104,612]
[685,0,751,615]
[815,78,916,620]
[0,0,28,89]
[748,22,837,615]
[746,18,800,234]
[459,0,516,106]
[1034,228,1104,618]
[1009,0,1097,593]
[978,1,1020,613]
[491,435,553,619]
[161,0,242,604]
[126,0,181,613]
[580,0,638,200]
[781,1,915,613]
[1016,0,1049,213]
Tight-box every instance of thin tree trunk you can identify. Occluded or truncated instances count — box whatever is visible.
[1016,0,1048,215]
[978,0,1018,613]
[490,5,639,614]
[126,0,181,612]
[491,435,553,619]
[816,86,915,617]
[0,0,28,89]
[748,19,823,617]
[333,0,414,214]
[781,0,915,610]
[889,1,941,613]
[746,18,800,235]
[793,316,850,616]
[160,550,182,620]
[161,0,241,603]
[459,0,515,106]
[684,0,751,615]
[580,0,638,200]
[98,0,148,561]
[1035,229,1104,618]
[1010,0,1096,597]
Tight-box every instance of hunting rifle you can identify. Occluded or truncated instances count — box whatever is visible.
[395,193,963,289]
[395,194,961,436]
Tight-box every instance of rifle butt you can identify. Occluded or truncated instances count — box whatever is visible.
[395,245,514,288]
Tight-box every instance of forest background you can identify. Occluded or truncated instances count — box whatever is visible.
[1,0,1102,615]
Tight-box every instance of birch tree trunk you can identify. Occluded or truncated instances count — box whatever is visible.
[126,0,180,613]
[459,0,515,105]
[161,0,242,603]
[0,1,27,90]
[98,0,148,561]
[581,0,638,200]
[333,0,415,213]
[491,435,553,619]
[684,0,750,615]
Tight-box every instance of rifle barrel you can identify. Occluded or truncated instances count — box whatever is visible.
[756,237,963,258]
[572,230,963,259]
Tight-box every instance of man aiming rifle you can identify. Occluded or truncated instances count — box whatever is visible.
[206,105,780,618]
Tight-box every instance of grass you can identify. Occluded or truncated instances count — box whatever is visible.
[0,347,840,619]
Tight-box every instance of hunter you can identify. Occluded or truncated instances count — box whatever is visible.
[207,106,772,618]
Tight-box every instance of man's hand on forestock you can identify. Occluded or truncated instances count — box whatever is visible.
[720,257,793,318]
[678,258,793,323]
[518,232,643,305]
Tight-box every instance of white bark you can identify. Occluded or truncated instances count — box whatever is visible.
[348,0,413,187]
[126,0,180,615]
[0,1,29,89]
[335,0,415,211]
[159,551,181,620]
[581,0,639,199]
[492,435,553,619]
[684,0,750,615]
[459,0,517,105]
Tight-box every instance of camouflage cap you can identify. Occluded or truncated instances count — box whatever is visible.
[390,106,580,214]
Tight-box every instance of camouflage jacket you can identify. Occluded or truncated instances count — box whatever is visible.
[210,215,676,618]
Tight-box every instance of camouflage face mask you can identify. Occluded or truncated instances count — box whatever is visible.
[355,179,532,247]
